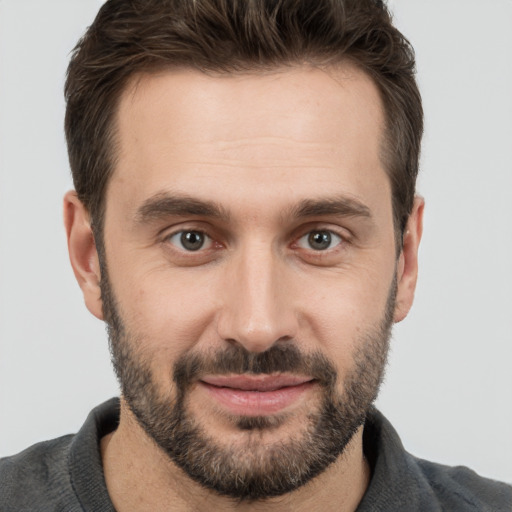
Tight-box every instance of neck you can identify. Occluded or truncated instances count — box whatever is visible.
[101,400,371,512]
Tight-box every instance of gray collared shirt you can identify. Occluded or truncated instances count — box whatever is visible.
[1,398,510,511]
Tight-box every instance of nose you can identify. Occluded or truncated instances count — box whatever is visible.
[216,244,298,353]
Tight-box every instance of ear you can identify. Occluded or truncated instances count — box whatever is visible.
[63,190,104,320]
[394,196,424,323]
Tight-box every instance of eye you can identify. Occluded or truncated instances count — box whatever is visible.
[167,230,213,251]
[296,230,343,251]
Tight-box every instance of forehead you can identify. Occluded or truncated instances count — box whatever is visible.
[110,64,388,218]
[117,63,384,148]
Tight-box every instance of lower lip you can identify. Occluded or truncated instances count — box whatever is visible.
[199,381,315,416]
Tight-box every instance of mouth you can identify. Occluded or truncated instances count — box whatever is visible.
[198,374,315,416]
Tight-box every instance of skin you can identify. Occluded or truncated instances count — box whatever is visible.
[64,64,423,511]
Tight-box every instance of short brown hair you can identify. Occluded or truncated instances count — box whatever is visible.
[65,0,423,243]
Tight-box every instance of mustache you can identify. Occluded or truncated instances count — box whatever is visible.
[173,343,338,389]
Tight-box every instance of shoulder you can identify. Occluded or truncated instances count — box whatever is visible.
[0,399,119,512]
[361,409,512,511]
[413,456,512,511]
[0,435,80,512]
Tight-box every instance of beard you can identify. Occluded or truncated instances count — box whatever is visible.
[100,261,395,501]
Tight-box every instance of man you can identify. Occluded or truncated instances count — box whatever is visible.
[0,0,510,510]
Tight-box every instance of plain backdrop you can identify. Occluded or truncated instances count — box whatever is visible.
[0,0,511,484]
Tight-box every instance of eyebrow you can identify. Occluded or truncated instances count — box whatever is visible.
[289,196,372,220]
[135,192,231,224]
[135,191,372,225]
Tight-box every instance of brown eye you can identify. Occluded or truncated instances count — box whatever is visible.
[168,230,212,251]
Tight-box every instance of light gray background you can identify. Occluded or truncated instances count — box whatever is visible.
[0,0,511,483]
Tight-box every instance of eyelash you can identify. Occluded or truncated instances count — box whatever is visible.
[167,230,214,252]
[295,230,344,252]
[163,227,348,256]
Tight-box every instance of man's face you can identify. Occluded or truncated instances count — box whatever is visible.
[93,65,403,499]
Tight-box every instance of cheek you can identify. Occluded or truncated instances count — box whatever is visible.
[298,268,392,365]
[112,265,221,359]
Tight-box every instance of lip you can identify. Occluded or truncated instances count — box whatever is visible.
[199,374,315,416]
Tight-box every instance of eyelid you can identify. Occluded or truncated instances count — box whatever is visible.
[164,228,214,252]
[295,230,344,251]
[159,222,351,255]
[292,221,351,243]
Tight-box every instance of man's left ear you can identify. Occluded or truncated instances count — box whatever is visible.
[394,196,424,323]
